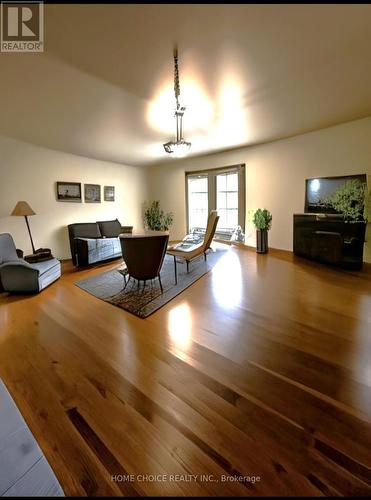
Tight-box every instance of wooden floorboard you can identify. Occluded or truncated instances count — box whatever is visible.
[0,246,370,496]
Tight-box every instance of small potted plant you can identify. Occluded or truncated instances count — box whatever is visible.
[143,200,173,231]
[252,208,272,253]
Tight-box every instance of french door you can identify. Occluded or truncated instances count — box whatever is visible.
[186,164,245,240]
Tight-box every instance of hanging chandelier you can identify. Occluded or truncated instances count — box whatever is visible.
[163,47,191,157]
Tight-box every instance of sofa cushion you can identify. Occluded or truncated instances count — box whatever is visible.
[68,223,101,239]
[97,219,122,238]
[30,258,60,277]
[0,233,19,265]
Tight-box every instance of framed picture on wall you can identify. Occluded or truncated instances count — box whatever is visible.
[56,182,82,202]
[104,185,115,201]
[84,184,101,203]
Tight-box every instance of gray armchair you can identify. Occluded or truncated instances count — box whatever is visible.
[0,233,61,293]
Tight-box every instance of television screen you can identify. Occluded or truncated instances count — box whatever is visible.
[304,174,367,214]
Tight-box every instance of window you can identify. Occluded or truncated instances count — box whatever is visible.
[187,175,208,230]
[217,171,239,232]
[186,164,245,241]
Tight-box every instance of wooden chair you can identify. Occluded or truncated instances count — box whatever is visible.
[167,211,219,284]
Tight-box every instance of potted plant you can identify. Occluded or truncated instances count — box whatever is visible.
[143,200,173,231]
[325,179,368,222]
[252,208,272,253]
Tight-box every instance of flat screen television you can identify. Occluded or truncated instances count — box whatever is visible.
[304,174,367,214]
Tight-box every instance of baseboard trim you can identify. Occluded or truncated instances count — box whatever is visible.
[229,241,371,274]
[63,243,371,275]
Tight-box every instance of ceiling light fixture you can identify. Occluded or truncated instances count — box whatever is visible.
[163,47,191,158]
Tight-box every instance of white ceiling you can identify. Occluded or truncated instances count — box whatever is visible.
[1,4,371,166]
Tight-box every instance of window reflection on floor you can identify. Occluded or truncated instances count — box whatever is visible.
[168,303,192,351]
[211,250,243,309]
[0,305,9,341]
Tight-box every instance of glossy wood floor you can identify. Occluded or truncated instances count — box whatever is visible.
[0,246,371,496]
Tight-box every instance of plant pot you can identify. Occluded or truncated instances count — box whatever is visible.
[256,229,268,253]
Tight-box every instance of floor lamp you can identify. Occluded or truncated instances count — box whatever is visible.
[11,201,36,254]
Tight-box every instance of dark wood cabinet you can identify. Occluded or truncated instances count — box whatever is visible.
[293,214,366,270]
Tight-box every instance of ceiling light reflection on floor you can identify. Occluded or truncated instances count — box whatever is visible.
[168,303,193,351]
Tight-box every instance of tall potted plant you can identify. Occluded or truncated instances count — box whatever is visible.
[253,208,272,253]
[143,200,173,231]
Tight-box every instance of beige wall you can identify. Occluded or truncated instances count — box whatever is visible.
[1,117,370,263]
[147,117,371,262]
[0,135,147,259]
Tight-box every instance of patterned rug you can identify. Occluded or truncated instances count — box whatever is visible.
[75,247,228,318]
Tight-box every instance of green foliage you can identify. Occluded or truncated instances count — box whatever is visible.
[326,180,367,222]
[143,200,173,231]
[252,208,272,230]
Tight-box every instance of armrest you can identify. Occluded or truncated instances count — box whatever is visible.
[120,226,133,234]
[0,260,40,293]
[74,237,98,241]
[73,238,90,267]
[0,259,35,271]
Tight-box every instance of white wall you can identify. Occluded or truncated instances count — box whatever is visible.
[0,135,147,259]
[147,116,371,262]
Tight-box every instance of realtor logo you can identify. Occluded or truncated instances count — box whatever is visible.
[1,1,44,52]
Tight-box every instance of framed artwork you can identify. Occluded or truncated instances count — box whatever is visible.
[104,185,115,202]
[56,182,82,202]
[84,184,101,203]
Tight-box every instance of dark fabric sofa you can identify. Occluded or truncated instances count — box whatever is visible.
[68,219,133,267]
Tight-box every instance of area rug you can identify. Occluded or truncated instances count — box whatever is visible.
[75,247,228,318]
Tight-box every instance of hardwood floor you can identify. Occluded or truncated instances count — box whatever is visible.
[0,246,370,496]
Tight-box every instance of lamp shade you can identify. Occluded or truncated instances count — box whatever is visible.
[11,201,36,216]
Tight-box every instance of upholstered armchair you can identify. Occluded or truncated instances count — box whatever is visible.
[0,233,61,293]
[119,232,169,292]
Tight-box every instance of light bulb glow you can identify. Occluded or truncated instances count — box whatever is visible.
[310,179,320,192]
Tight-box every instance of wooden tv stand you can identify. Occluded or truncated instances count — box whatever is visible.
[293,214,366,270]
